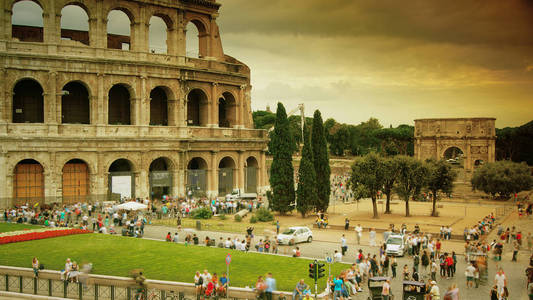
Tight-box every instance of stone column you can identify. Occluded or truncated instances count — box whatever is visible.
[96,2,107,49]
[131,98,141,125]
[465,140,472,172]
[237,151,244,193]
[177,150,186,197]
[97,152,107,201]
[138,75,147,125]
[97,73,105,124]
[90,95,98,125]
[260,150,267,192]
[177,10,186,57]
[238,85,245,128]
[137,170,149,199]
[46,71,57,124]
[0,151,7,209]
[88,17,98,47]
[208,151,218,198]
[167,26,177,56]
[209,82,218,127]
[89,171,98,202]
[1,1,8,40]
[1,68,9,123]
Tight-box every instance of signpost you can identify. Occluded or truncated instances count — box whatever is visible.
[325,254,333,279]
[225,254,231,291]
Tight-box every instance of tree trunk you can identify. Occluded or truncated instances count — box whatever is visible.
[385,193,392,214]
[405,196,410,217]
[372,198,379,219]
[431,191,437,217]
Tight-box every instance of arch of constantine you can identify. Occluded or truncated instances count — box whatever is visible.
[0,0,269,207]
[414,118,496,175]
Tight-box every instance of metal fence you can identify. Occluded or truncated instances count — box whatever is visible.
[0,266,301,300]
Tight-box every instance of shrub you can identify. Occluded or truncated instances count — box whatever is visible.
[254,207,274,222]
[234,214,242,222]
[250,216,258,223]
[218,214,227,220]
[190,207,212,219]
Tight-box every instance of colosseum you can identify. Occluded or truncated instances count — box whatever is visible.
[0,0,269,208]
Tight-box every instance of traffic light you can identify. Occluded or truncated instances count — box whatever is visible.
[317,263,325,279]
[308,263,316,280]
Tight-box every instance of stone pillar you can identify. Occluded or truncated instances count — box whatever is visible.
[97,152,107,201]
[96,1,107,49]
[138,76,148,125]
[0,151,7,209]
[133,171,140,199]
[167,26,177,56]
[1,68,9,123]
[97,73,105,124]
[89,172,98,202]
[177,150,186,197]
[237,151,244,192]
[90,96,98,125]
[46,71,57,124]
[209,82,218,127]
[137,170,149,199]
[131,98,141,125]
[171,170,180,197]
[88,18,98,47]
[177,10,186,57]
[208,151,218,198]
[465,140,472,172]
[1,1,8,41]
[238,85,245,128]
[178,80,187,126]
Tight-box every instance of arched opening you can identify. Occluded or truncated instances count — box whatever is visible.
[245,156,259,193]
[12,0,44,42]
[62,159,89,204]
[185,19,207,58]
[108,84,131,125]
[149,87,168,126]
[107,9,131,50]
[62,81,90,124]
[13,79,44,123]
[218,157,236,196]
[149,157,172,200]
[149,16,167,54]
[218,92,237,128]
[108,159,134,200]
[187,157,207,195]
[444,146,464,166]
[13,159,44,206]
[187,89,208,126]
[60,5,89,45]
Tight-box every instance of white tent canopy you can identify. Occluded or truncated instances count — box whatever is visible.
[115,202,147,211]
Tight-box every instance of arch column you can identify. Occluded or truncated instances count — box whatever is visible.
[131,97,141,125]
[137,170,148,199]
[237,151,244,192]
[0,153,7,208]
[177,151,186,197]
[88,18,98,47]
[238,85,245,128]
[208,151,217,198]
[260,150,267,193]
[209,82,217,127]
[167,27,177,56]
[1,4,9,40]
[168,99,178,126]
[176,11,186,57]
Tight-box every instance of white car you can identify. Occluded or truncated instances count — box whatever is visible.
[277,226,313,245]
[385,234,405,256]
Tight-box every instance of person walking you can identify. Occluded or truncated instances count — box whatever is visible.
[355,224,362,245]
[465,263,476,288]
[494,268,507,300]
[369,228,377,247]
[381,279,391,300]
[429,281,440,300]
[512,240,519,261]
[341,234,348,256]
[265,272,276,300]
[32,257,39,278]
[391,256,397,278]
[344,218,350,231]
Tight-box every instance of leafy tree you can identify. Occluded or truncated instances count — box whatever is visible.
[471,161,533,198]
[311,110,331,212]
[426,159,457,216]
[348,153,385,218]
[382,157,400,214]
[329,123,350,156]
[324,118,337,143]
[394,156,429,217]
[296,127,318,217]
[269,103,295,214]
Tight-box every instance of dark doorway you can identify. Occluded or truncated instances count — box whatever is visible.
[108,85,131,125]
[13,79,44,123]
[150,87,168,126]
[62,82,90,124]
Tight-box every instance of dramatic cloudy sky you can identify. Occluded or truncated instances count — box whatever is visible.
[12,0,533,127]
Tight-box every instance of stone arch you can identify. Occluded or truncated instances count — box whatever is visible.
[106,7,135,50]
[186,88,209,126]
[13,158,45,206]
[12,78,44,123]
[57,155,96,175]
[60,3,90,45]
[149,157,174,200]
[442,146,464,160]
[11,0,44,42]
[187,156,208,193]
[218,91,237,128]
[108,83,134,125]
[185,18,209,58]
[218,156,236,196]
[61,81,90,124]
[149,14,171,54]
[245,156,259,193]
[149,86,169,126]
[107,158,136,200]
[62,158,90,204]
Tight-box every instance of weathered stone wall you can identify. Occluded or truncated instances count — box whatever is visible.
[0,0,268,207]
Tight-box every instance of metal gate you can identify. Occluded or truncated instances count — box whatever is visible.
[13,162,44,206]
[108,172,135,200]
[218,168,233,196]
[150,171,172,199]
[62,163,89,204]
[187,169,206,192]
[245,167,257,193]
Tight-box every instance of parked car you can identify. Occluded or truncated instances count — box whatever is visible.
[385,234,405,256]
[276,226,313,245]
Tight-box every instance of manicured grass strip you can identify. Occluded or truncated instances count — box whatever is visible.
[0,234,348,291]
[0,223,41,233]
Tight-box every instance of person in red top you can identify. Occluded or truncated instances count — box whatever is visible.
[436,239,442,258]
[517,231,522,246]
[445,253,454,278]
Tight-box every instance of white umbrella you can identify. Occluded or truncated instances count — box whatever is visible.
[116,202,148,211]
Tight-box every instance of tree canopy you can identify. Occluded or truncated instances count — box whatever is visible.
[348,153,385,218]
[296,127,318,217]
[471,160,533,198]
[311,110,331,212]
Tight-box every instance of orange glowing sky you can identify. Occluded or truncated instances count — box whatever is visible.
[216,0,533,127]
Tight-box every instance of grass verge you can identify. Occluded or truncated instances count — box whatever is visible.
[0,223,41,233]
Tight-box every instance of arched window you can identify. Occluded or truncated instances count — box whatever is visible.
[218,92,236,128]
[245,157,259,193]
[13,159,44,206]
[13,79,44,123]
[60,5,89,45]
[62,81,90,124]
[218,157,236,196]
[187,157,208,193]
[149,157,173,200]
[187,89,208,126]
[107,9,131,50]
[108,85,131,125]
[108,159,135,199]
[149,87,168,126]
[185,20,207,58]
[12,0,43,42]
[149,16,167,54]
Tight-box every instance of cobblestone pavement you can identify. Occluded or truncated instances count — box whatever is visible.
[143,222,532,299]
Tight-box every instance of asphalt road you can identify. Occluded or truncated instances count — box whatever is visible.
[143,225,532,299]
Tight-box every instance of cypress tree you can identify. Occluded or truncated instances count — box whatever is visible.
[269,103,295,214]
[311,110,331,212]
[296,127,318,217]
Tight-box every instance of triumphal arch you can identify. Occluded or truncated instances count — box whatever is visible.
[414,118,496,173]
[0,0,269,207]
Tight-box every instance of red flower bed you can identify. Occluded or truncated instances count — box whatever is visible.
[0,229,92,245]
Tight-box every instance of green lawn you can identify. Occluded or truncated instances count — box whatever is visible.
[0,234,348,291]
[0,222,41,233]
[151,217,274,235]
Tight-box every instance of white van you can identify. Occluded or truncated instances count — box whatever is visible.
[385,234,405,256]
